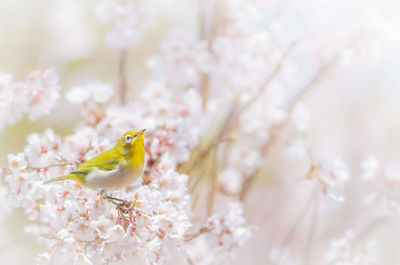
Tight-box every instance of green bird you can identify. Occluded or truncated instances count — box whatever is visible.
[44,129,146,192]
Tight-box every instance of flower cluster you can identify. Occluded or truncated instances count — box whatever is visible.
[3,76,250,264]
[185,202,252,265]
[31,154,191,265]
[0,166,10,226]
[208,0,277,100]
[361,155,400,215]
[5,117,192,264]
[325,230,378,265]
[340,11,397,65]
[306,157,350,202]
[0,69,61,129]
[147,30,210,89]
[96,0,155,49]
[66,81,114,125]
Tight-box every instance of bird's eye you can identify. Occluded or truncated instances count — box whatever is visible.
[124,135,133,143]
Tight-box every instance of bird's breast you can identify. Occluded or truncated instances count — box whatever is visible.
[85,165,142,190]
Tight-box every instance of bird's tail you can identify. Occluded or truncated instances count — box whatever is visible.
[43,175,70,185]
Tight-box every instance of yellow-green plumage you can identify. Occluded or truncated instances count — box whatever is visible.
[43,129,145,190]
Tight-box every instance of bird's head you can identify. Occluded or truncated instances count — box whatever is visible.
[115,129,146,157]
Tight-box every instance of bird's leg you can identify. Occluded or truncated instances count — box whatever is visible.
[106,196,126,203]
[101,189,119,202]
[100,189,130,208]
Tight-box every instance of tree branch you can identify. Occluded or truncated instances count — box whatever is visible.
[239,56,339,200]
[198,0,223,111]
[184,226,214,243]
[118,49,128,105]
[207,146,219,215]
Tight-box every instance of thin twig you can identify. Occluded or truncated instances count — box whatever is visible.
[239,56,339,200]
[237,42,297,114]
[184,226,214,243]
[118,49,128,105]
[180,105,237,175]
[28,145,95,171]
[186,257,196,265]
[207,146,219,215]
[189,163,208,193]
[200,74,209,111]
[302,190,320,265]
[198,0,223,110]
[198,1,208,111]
[276,187,318,265]
[28,162,74,170]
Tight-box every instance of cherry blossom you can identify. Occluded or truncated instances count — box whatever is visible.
[361,156,400,215]
[3,80,208,264]
[0,69,61,129]
[186,202,252,264]
[325,230,379,265]
[307,157,350,202]
[147,29,210,89]
[5,128,194,264]
[96,0,155,49]
[66,82,114,106]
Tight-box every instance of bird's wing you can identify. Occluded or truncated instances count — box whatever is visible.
[71,149,120,176]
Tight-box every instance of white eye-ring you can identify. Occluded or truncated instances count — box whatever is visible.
[124,135,133,143]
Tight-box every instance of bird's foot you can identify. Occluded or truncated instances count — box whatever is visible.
[116,200,137,214]
[100,189,135,212]
[100,189,108,199]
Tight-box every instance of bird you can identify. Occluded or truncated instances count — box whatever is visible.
[44,129,146,196]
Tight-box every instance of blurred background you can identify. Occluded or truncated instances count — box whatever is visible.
[1,0,400,264]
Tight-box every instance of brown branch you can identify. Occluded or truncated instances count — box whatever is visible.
[207,146,219,215]
[183,44,296,200]
[239,56,339,200]
[118,49,128,105]
[198,0,223,111]
[184,226,214,243]
[28,145,95,171]
[197,0,206,40]
[200,74,209,111]
[186,257,196,265]
[28,162,74,170]
[179,104,237,175]
[275,187,318,264]
[302,191,320,265]
[237,42,297,114]
[189,162,208,193]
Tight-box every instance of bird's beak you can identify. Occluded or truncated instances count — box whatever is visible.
[139,129,146,135]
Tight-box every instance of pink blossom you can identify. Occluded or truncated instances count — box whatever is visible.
[147,29,210,88]
[325,230,379,265]
[0,69,61,129]
[361,156,400,214]
[96,0,155,49]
